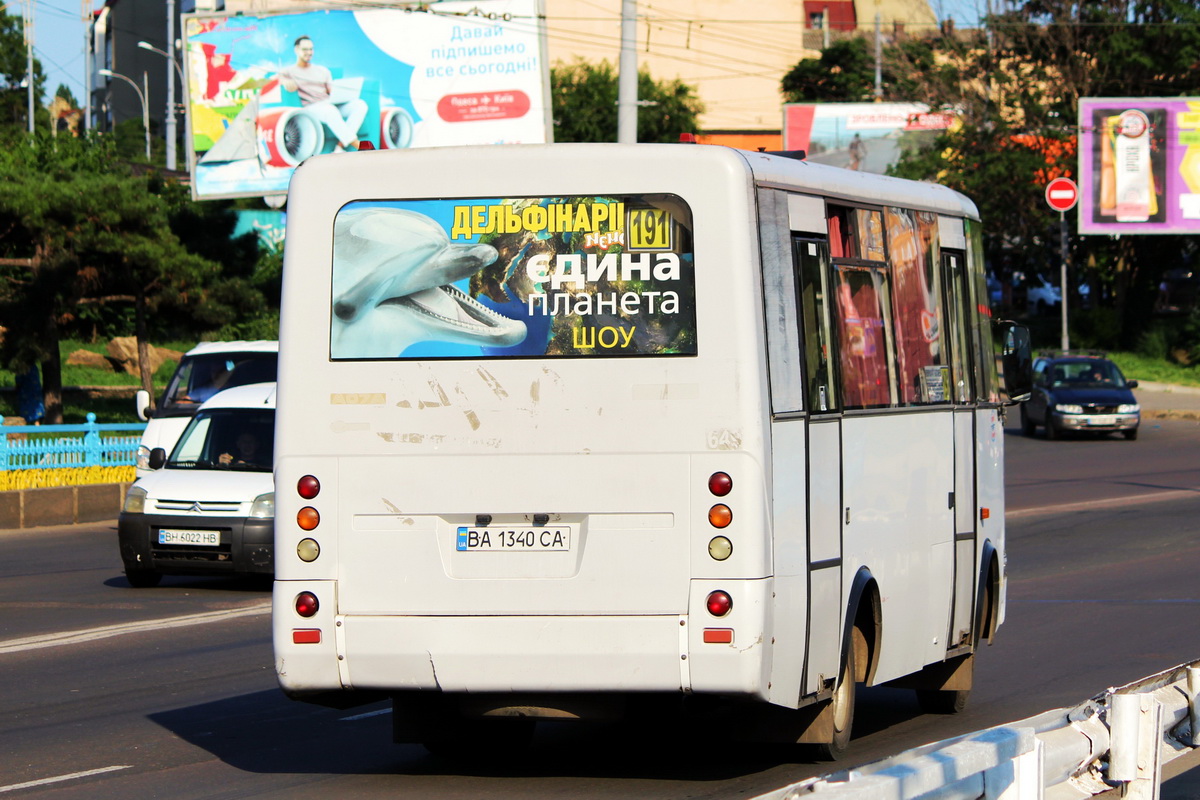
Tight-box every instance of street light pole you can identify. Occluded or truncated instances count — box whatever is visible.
[138,40,184,171]
[99,68,150,160]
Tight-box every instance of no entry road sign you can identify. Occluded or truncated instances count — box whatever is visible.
[1045,177,1078,212]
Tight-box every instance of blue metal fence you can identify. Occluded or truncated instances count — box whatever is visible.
[0,414,146,470]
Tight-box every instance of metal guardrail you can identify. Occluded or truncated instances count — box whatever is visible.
[0,414,146,470]
[754,660,1200,800]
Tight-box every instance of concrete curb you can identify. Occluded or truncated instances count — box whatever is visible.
[0,482,130,530]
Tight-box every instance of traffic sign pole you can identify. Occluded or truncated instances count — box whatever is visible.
[1060,211,1069,352]
[1045,177,1078,353]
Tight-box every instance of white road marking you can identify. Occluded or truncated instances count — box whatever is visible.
[0,765,132,793]
[1007,488,1200,519]
[0,602,271,655]
[340,707,392,722]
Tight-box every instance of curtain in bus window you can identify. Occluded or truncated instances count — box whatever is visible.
[835,267,892,408]
[886,207,949,404]
[828,212,846,259]
[855,209,885,261]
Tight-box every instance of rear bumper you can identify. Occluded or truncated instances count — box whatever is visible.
[118,512,274,576]
[273,578,772,703]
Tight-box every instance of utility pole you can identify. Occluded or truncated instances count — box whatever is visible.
[23,0,34,133]
[874,12,882,101]
[165,0,176,170]
[82,0,91,131]
[617,0,637,143]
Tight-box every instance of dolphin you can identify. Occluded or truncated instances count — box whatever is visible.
[330,207,527,358]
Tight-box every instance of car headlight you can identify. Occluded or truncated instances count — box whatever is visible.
[135,445,151,470]
[1056,404,1084,414]
[250,492,275,519]
[123,485,148,514]
[1118,404,1140,414]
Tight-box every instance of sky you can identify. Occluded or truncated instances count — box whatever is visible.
[30,0,97,103]
[28,0,989,109]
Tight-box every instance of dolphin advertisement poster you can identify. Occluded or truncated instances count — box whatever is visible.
[330,195,698,360]
[1078,98,1200,235]
[182,1,549,200]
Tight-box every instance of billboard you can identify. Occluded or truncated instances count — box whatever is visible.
[1078,97,1200,235]
[182,1,549,200]
[782,103,956,175]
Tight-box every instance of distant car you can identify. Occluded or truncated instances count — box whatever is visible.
[1026,274,1062,314]
[134,340,278,477]
[1020,355,1140,440]
[986,272,1003,306]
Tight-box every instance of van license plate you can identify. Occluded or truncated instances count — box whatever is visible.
[158,529,220,546]
[456,526,570,552]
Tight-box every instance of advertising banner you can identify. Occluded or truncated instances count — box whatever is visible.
[329,195,697,360]
[182,1,549,201]
[1078,97,1200,235]
[782,103,955,174]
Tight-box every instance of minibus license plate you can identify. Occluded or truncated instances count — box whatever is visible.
[158,529,220,546]
[457,526,570,552]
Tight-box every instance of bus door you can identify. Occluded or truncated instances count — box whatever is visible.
[941,247,977,648]
[794,234,843,694]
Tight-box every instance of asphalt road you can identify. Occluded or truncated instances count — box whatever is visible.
[1,415,1198,798]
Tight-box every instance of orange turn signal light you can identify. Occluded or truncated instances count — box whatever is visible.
[708,504,732,528]
[298,506,320,531]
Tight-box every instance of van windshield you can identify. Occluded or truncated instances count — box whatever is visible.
[159,352,278,415]
[167,408,275,472]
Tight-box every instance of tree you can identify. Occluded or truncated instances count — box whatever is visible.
[551,59,704,143]
[0,9,45,133]
[0,133,222,422]
[780,1,1200,350]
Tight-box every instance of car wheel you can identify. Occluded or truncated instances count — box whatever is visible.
[1123,428,1138,441]
[125,568,162,588]
[1020,405,1036,436]
[1044,419,1058,440]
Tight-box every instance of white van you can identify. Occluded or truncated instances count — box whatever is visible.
[135,340,278,475]
[118,382,276,588]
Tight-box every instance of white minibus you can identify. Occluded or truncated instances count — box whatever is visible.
[272,143,1032,757]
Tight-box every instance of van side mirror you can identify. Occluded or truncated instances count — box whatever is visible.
[999,322,1033,403]
[135,389,152,422]
[148,448,167,470]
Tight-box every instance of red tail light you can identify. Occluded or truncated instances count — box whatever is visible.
[708,472,733,497]
[295,591,319,617]
[297,475,320,499]
[706,590,732,617]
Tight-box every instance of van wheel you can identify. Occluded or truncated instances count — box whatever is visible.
[814,626,861,760]
[1123,428,1138,441]
[125,568,162,588]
